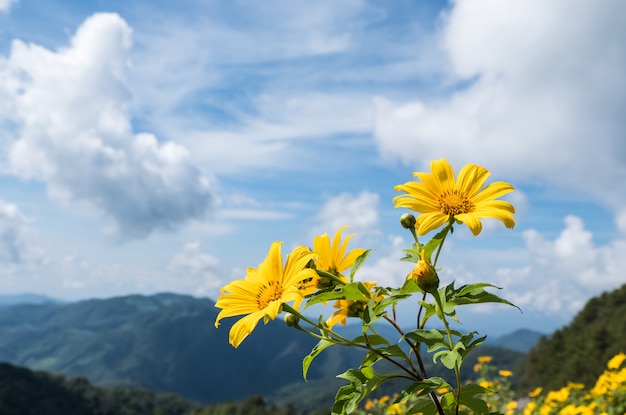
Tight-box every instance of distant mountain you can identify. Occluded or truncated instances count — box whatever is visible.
[522,283,626,391]
[0,293,361,406]
[487,328,545,353]
[0,292,535,410]
[0,293,60,308]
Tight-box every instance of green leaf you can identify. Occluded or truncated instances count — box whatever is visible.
[350,249,372,281]
[434,349,461,370]
[404,328,446,346]
[304,282,371,308]
[403,377,450,397]
[406,396,441,415]
[332,368,395,415]
[458,384,491,414]
[450,283,521,312]
[400,242,422,263]
[303,339,334,380]
[351,334,390,347]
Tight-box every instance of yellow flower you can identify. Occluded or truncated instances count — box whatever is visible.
[214,242,318,347]
[386,403,405,415]
[523,402,536,415]
[607,352,626,370]
[499,369,514,377]
[479,380,493,389]
[528,387,543,397]
[314,225,366,275]
[299,226,366,296]
[325,281,379,328]
[477,356,493,363]
[393,158,515,236]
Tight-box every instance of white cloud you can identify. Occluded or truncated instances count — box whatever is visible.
[373,0,626,211]
[0,0,17,13]
[311,191,381,240]
[357,234,414,287]
[0,199,40,265]
[494,215,626,315]
[0,13,213,238]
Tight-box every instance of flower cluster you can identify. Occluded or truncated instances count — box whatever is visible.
[523,353,626,415]
[356,353,626,415]
[214,158,518,415]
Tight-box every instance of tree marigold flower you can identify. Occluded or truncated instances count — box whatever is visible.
[214,242,318,348]
[607,352,626,370]
[499,369,513,377]
[299,226,366,296]
[314,225,366,275]
[393,158,516,236]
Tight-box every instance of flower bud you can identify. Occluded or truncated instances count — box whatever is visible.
[400,213,416,229]
[408,251,439,293]
[283,312,300,327]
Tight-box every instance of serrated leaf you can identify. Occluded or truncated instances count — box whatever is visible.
[350,249,372,281]
[458,384,490,414]
[404,328,445,345]
[451,283,521,312]
[333,368,394,415]
[406,396,440,415]
[303,339,334,380]
[304,282,370,308]
[351,334,390,347]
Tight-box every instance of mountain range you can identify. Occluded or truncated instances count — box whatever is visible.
[0,293,539,409]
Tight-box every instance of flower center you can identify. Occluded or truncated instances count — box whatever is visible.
[256,281,283,309]
[439,190,473,216]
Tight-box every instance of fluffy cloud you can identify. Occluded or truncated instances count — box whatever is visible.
[1,13,212,238]
[0,199,39,264]
[494,215,626,315]
[373,0,626,210]
[0,0,17,13]
[311,191,381,241]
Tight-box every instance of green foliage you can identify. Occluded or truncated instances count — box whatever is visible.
[0,362,195,415]
[522,283,626,391]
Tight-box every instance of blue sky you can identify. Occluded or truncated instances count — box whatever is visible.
[0,0,625,336]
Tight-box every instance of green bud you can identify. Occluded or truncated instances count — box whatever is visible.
[283,312,300,327]
[407,252,439,293]
[400,213,416,229]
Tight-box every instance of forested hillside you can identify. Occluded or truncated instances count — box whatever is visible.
[0,362,195,415]
[0,293,363,405]
[522,283,626,391]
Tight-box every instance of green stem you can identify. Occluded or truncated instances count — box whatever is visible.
[282,304,420,381]
[432,220,454,267]
[432,289,462,415]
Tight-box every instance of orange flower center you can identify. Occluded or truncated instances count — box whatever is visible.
[438,190,473,216]
[256,281,283,309]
